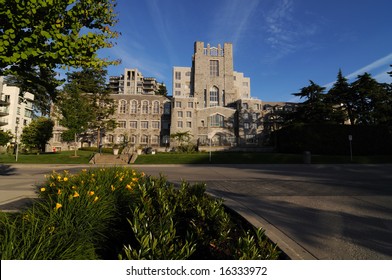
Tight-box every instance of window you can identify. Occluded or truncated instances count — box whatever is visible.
[243,103,248,109]
[210,114,224,127]
[175,91,181,96]
[177,121,183,128]
[185,71,191,76]
[153,101,160,114]
[107,134,114,143]
[186,121,192,128]
[254,104,260,110]
[244,122,250,129]
[186,111,192,118]
[141,135,149,144]
[243,82,249,87]
[119,100,127,114]
[141,121,148,129]
[130,135,136,144]
[210,60,219,76]
[175,83,181,88]
[177,111,183,118]
[151,135,159,144]
[130,121,137,128]
[17,107,21,115]
[152,121,160,129]
[142,101,148,114]
[118,121,126,128]
[209,86,219,107]
[188,102,193,108]
[130,100,137,114]
[175,101,182,108]
[164,102,171,114]
[175,72,181,80]
[243,113,249,120]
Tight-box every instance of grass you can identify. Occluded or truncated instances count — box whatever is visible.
[0,150,93,164]
[135,152,392,164]
[0,167,280,260]
[1,150,392,164]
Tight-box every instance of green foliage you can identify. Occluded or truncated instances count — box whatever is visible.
[0,130,12,146]
[0,0,119,115]
[20,117,54,152]
[0,167,280,260]
[55,67,117,150]
[0,0,120,76]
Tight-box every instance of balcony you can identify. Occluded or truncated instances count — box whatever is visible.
[0,117,8,126]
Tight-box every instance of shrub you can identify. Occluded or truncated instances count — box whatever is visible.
[0,167,280,260]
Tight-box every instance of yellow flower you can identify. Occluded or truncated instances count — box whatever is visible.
[57,189,62,195]
[88,191,95,196]
[93,196,99,202]
[111,185,115,192]
[132,177,138,182]
[40,187,46,192]
[57,176,62,181]
[48,226,55,234]
[82,169,87,172]
[63,177,68,182]
[141,172,145,177]
[50,182,56,187]
[73,191,80,198]
[125,184,133,190]
[72,186,77,190]
[55,203,62,210]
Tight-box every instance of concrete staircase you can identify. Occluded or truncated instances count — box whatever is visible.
[90,153,128,165]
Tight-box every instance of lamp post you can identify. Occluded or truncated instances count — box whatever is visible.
[15,123,19,162]
[348,135,353,161]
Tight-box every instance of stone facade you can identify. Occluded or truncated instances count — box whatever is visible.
[49,41,296,152]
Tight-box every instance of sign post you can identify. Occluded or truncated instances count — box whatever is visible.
[348,135,353,161]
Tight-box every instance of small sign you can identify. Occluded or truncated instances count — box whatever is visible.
[348,135,353,141]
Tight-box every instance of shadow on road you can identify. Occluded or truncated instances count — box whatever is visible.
[0,164,17,176]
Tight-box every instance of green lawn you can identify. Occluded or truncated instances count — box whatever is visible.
[1,150,392,164]
[135,152,392,164]
[0,150,93,164]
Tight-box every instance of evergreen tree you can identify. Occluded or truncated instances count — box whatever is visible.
[327,69,355,125]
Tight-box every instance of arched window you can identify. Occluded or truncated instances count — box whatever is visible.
[210,86,219,107]
[142,100,149,114]
[153,101,160,114]
[119,100,127,114]
[210,114,224,127]
[130,100,137,114]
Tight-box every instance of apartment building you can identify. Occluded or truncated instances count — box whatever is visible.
[0,78,35,147]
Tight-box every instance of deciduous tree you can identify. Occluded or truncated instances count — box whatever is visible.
[20,117,54,152]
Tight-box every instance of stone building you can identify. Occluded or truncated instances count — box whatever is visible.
[49,42,296,152]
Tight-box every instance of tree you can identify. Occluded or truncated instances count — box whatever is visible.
[20,117,54,152]
[55,90,93,156]
[0,130,12,146]
[327,69,355,125]
[289,80,332,124]
[5,68,62,115]
[155,83,168,96]
[350,73,387,125]
[0,0,120,113]
[55,67,116,149]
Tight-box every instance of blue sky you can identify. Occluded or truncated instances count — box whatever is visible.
[102,0,392,102]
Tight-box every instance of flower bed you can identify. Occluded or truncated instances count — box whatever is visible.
[0,167,280,260]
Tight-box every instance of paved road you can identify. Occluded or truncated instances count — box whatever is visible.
[1,163,391,260]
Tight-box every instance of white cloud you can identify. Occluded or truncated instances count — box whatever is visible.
[323,53,392,88]
[210,0,259,47]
